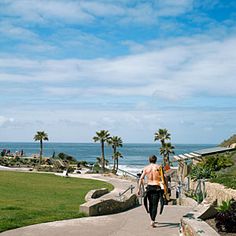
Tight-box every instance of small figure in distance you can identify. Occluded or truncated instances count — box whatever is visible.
[137,155,164,228]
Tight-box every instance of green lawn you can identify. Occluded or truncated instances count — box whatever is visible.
[0,171,113,232]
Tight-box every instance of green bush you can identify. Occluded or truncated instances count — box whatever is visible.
[67,166,75,173]
[57,153,77,162]
[215,199,236,233]
[211,171,236,189]
[190,165,214,180]
[185,189,205,203]
[190,152,234,180]
[77,160,88,167]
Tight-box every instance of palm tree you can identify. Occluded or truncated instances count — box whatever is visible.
[154,128,171,165]
[160,142,175,165]
[34,131,49,165]
[96,157,109,167]
[108,136,123,171]
[93,130,111,172]
[154,128,171,146]
[113,151,123,171]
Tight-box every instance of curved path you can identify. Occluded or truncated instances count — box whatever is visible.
[1,205,192,236]
[0,171,192,236]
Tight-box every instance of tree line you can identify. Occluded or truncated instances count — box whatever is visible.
[33,128,175,173]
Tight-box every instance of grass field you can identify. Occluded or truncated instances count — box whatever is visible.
[0,171,113,232]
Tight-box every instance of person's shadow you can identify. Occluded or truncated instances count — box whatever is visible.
[154,222,179,228]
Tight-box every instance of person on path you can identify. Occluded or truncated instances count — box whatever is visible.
[137,155,165,227]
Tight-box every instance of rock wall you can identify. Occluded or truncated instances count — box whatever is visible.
[80,193,138,216]
[190,181,236,204]
[85,188,109,202]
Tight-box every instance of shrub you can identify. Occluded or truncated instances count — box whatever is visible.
[77,160,88,167]
[67,166,75,173]
[190,152,234,180]
[190,165,213,180]
[57,153,77,163]
[215,199,236,233]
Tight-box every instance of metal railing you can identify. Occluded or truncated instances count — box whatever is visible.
[118,184,135,201]
[117,168,139,179]
[119,184,135,197]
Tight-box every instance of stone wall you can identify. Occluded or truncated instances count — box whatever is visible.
[85,188,109,202]
[190,181,236,204]
[80,193,138,216]
[181,216,219,236]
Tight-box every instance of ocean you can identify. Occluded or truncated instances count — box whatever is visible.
[0,142,215,175]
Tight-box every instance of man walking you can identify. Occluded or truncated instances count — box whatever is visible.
[137,155,164,227]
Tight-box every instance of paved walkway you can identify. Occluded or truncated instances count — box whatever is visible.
[67,173,137,200]
[1,205,192,236]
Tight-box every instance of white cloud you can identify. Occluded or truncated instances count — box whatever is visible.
[0,0,194,26]
[1,0,93,24]
[1,107,235,143]
[0,116,14,127]
[0,21,37,40]
[1,35,236,100]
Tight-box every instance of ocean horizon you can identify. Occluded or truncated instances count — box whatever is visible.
[0,142,216,175]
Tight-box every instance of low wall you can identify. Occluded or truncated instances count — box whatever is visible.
[190,181,236,204]
[180,200,219,236]
[181,197,198,207]
[80,194,138,216]
[204,182,236,204]
[181,215,219,236]
[85,188,109,202]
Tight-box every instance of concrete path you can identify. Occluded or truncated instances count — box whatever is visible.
[0,165,31,171]
[67,173,137,200]
[1,205,192,236]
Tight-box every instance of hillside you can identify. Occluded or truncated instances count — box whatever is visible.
[220,134,236,147]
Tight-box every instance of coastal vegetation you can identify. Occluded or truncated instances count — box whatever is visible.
[108,136,123,173]
[93,130,124,173]
[33,131,49,166]
[215,199,236,233]
[189,147,236,190]
[0,171,113,232]
[0,151,79,173]
[113,151,123,172]
[190,151,235,180]
[93,130,111,172]
[154,128,175,165]
[211,163,236,189]
[189,134,236,183]
[220,134,236,147]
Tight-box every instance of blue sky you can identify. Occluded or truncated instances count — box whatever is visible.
[0,0,236,143]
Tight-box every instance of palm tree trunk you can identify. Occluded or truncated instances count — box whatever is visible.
[166,154,170,166]
[101,140,105,172]
[113,147,116,171]
[39,139,43,165]
[160,140,165,165]
[116,158,119,171]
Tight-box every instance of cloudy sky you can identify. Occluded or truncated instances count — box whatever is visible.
[0,0,236,143]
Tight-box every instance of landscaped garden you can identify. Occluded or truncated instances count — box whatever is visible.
[0,171,113,232]
[190,150,236,189]
[186,136,236,235]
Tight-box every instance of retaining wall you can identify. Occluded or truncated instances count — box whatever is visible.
[190,181,236,204]
[80,193,138,216]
